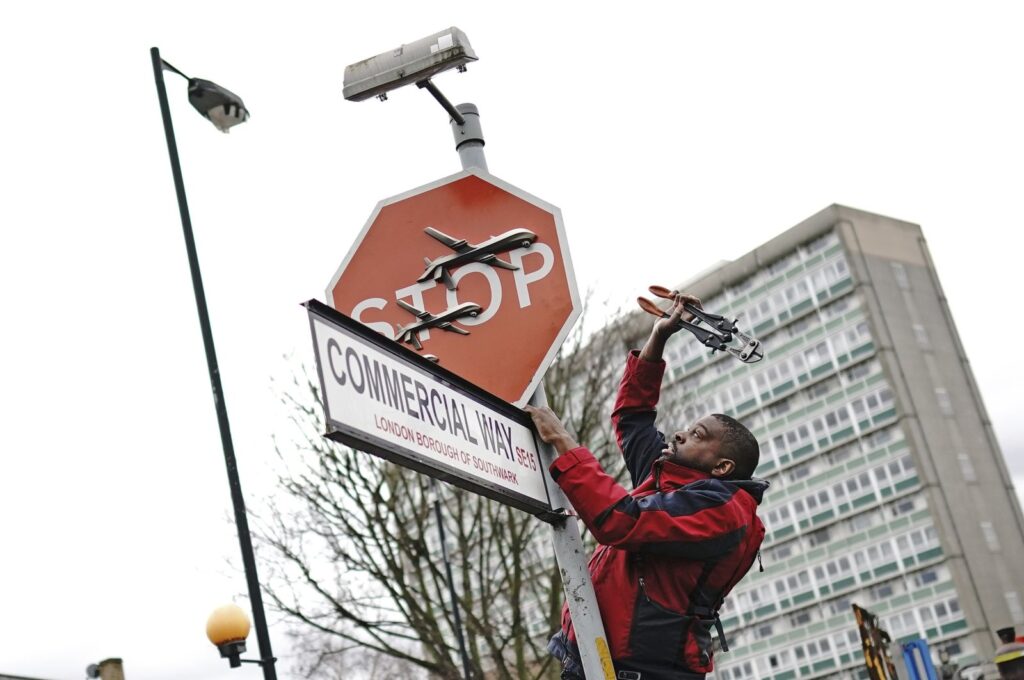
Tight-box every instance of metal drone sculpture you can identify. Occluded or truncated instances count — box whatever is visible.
[417,227,537,290]
[394,299,484,350]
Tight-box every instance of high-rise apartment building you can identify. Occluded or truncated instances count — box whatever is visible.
[655,205,1024,679]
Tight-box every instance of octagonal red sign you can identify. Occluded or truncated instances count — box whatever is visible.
[327,169,580,406]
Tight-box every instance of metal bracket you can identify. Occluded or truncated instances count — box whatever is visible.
[416,78,466,125]
[536,507,571,525]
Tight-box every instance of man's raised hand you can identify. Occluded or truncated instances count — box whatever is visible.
[524,405,578,455]
[639,290,702,363]
[654,291,702,339]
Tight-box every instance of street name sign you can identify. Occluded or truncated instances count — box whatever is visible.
[326,168,580,407]
[305,299,555,517]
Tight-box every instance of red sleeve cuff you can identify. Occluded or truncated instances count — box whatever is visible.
[627,350,667,381]
[549,446,594,478]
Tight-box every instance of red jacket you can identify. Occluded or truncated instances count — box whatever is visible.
[548,352,767,678]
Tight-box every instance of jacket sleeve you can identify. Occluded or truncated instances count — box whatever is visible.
[611,351,668,486]
[551,447,750,559]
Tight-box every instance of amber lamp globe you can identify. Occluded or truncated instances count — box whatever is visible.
[207,604,251,668]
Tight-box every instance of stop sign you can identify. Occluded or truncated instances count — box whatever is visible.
[327,169,580,406]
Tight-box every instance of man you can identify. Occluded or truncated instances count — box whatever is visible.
[526,291,768,680]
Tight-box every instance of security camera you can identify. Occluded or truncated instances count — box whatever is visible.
[343,27,477,102]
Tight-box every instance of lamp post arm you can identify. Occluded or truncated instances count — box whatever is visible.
[417,79,466,125]
[240,658,277,666]
[159,58,191,81]
[150,46,278,680]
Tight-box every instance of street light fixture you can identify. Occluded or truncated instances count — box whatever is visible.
[342,27,476,103]
[344,26,486,173]
[159,58,250,132]
[207,604,253,668]
[149,47,276,680]
[188,78,249,132]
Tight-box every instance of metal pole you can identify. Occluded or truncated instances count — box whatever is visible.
[530,386,615,680]
[449,109,612,679]
[431,479,474,680]
[150,46,277,680]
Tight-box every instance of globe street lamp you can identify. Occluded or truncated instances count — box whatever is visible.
[149,47,276,679]
[207,604,254,668]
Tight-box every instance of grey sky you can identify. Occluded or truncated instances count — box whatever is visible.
[2,2,1022,678]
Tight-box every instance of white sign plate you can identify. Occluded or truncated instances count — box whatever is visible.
[306,301,554,516]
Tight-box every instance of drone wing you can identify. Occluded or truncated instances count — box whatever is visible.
[425,226,470,252]
[436,322,470,335]
[395,325,424,350]
[397,299,431,319]
[478,254,518,271]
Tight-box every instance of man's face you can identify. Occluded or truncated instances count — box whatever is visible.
[664,414,733,477]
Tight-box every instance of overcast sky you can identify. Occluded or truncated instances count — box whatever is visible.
[2,2,1023,679]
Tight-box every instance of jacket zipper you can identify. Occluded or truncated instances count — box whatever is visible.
[638,575,651,602]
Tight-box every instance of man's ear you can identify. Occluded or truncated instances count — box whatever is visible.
[711,459,736,478]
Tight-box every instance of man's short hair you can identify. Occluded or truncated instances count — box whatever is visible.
[712,413,760,479]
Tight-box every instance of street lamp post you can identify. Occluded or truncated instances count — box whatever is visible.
[149,47,277,680]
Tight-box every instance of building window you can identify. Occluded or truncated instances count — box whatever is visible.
[822,297,852,321]
[851,512,874,532]
[806,231,838,254]
[787,464,811,482]
[769,397,792,418]
[863,426,895,449]
[980,521,1001,552]
[957,453,977,483]
[844,361,872,382]
[770,543,793,560]
[790,610,812,626]
[768,253,797,276]
[914,568,940,587]
[1006,591,1024,625]
[808,527,831,547]
[830,597,853,616]
[732,277,754,294]
[892,262,911,290]
[831,442,857,464]
[912,324,931,349]
[935,388,954,416]
[811,376,839,398]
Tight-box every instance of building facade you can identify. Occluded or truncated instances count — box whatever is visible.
[657,206,1024,679]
